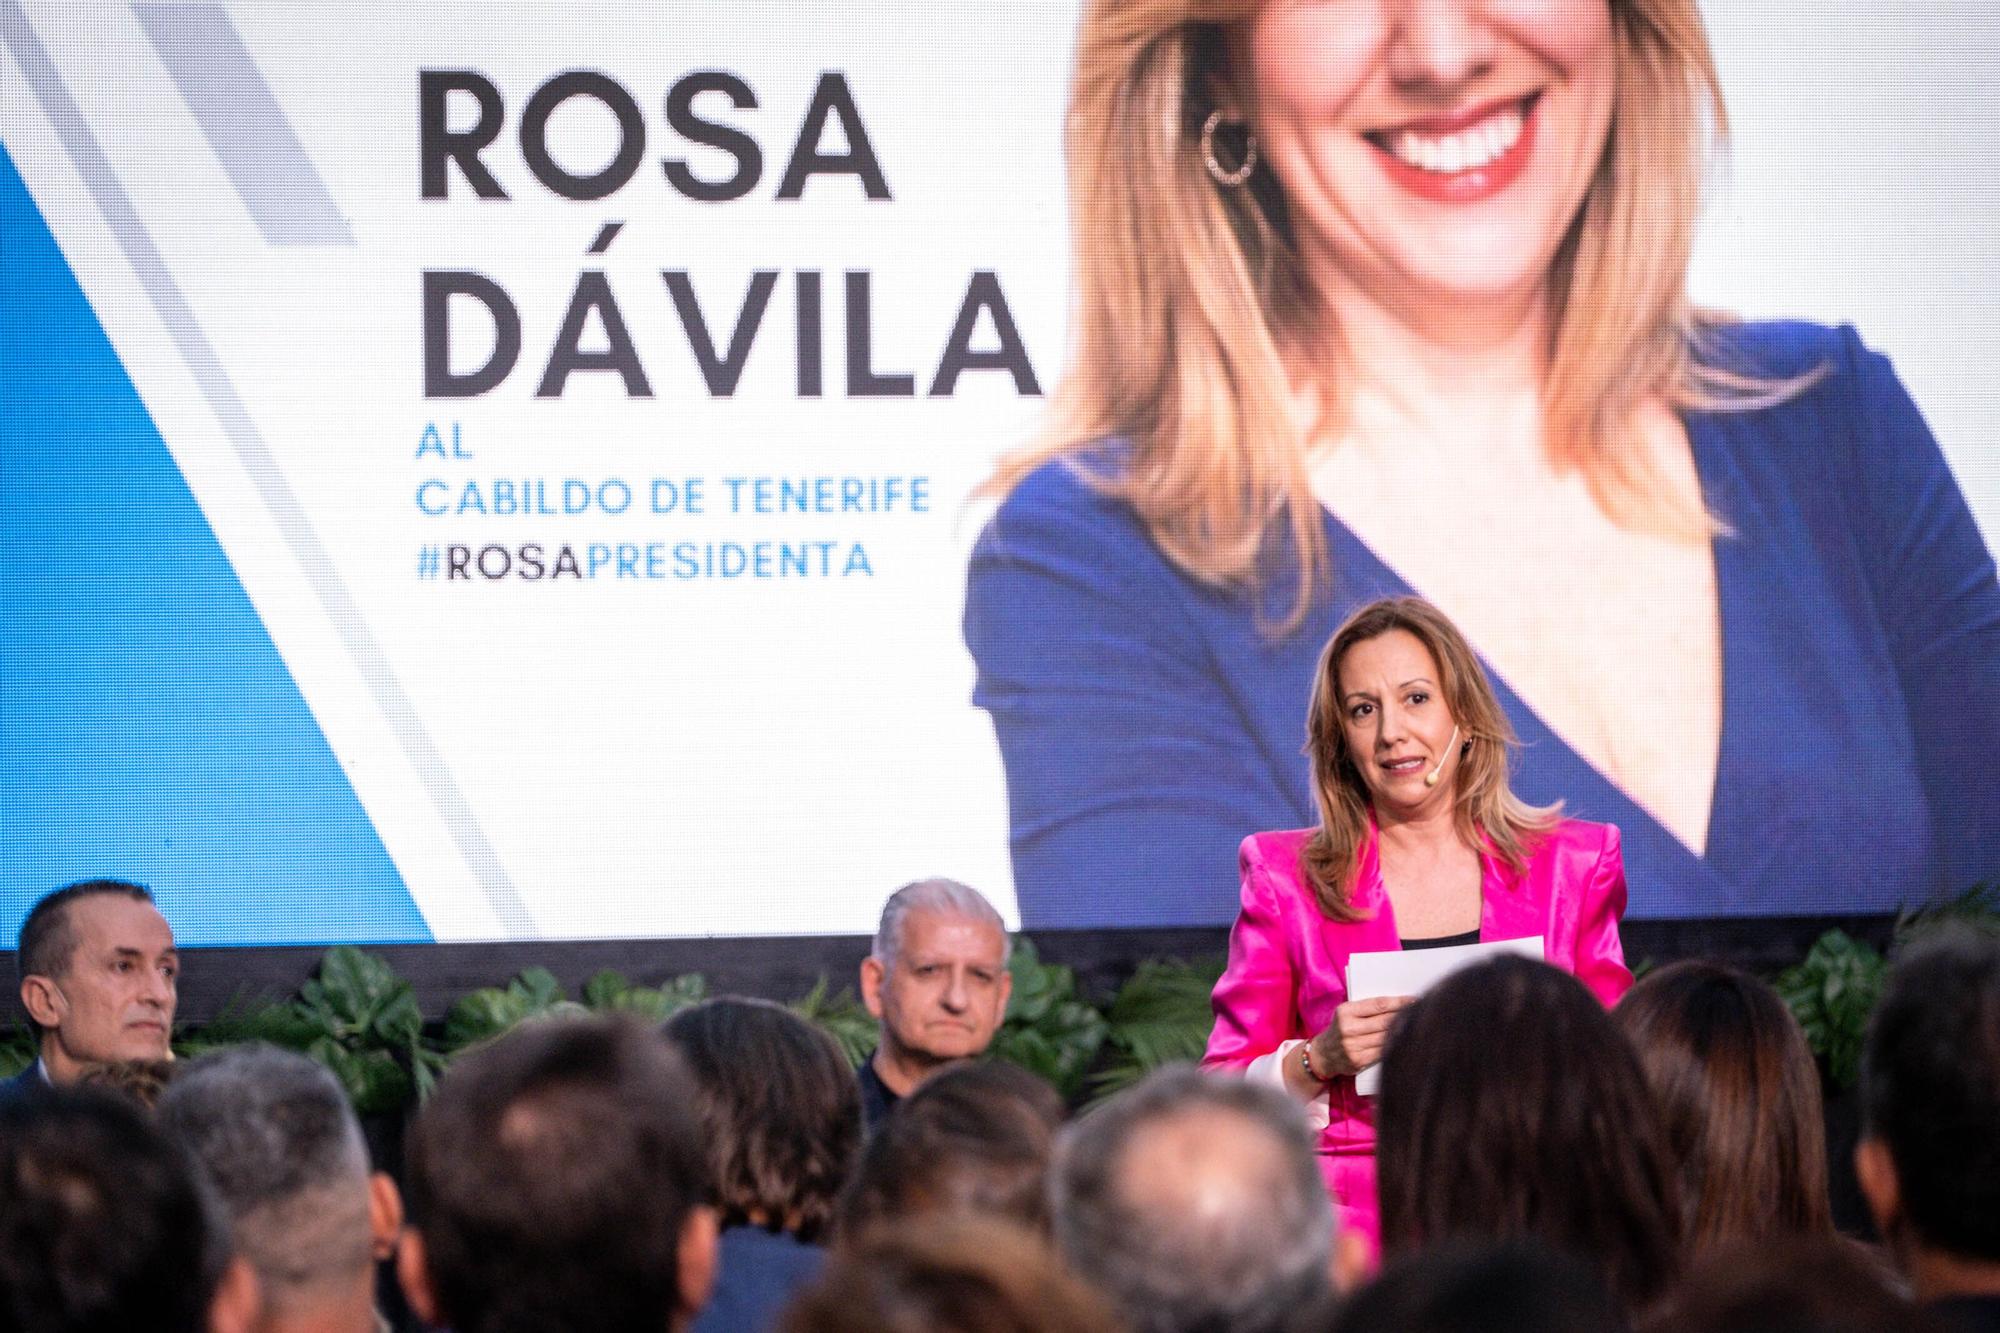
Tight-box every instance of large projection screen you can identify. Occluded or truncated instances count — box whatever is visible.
[4,2,1996,946]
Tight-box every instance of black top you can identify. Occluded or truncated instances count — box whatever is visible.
[857,1053,901,1136]
[1400,928,1482,951]
[1933,1295,2000,1333]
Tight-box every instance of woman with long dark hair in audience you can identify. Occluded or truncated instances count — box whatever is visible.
[1642,1237,1944,1333]
[1205,596,1631,1248]
[1374,955,1681,1316]
[1332,1242,1631,1333]
[1614,960,1836,1260]
[661,999,862,1333]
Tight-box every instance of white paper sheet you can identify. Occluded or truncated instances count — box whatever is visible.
[1347,935,1545,1095]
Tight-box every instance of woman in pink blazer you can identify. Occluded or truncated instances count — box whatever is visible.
[1203,597,1633,1252]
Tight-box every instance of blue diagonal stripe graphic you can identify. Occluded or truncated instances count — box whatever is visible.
[1,0,537,937]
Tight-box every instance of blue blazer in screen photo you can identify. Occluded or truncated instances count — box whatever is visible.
[965,323,2000,928]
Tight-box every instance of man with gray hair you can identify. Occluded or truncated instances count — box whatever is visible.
[157,1044,403,1333]
[1051,1065,1369,1333]
[857,878,1012,1132]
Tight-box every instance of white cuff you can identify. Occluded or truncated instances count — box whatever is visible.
[1244,1039,1332,1131]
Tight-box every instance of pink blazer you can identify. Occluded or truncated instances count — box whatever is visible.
[1202,819,1632,1248]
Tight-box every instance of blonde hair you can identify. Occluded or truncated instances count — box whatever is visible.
[1302,598,1558,921]
[991,1,1778,629]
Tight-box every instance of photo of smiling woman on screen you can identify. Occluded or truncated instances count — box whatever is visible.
[965,0,2000,928]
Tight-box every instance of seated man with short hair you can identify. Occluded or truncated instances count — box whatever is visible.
[5,879,179,1100]
[856,878,1012,1130]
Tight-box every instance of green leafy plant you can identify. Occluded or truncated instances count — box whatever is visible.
[1774,929,1888,1091]
[79,902,1983,1123]
[790,976,877,1069]
[174,992,319,1060]
[583,969,707,1023]
[441,965,590,1053]
[0,1021,36,1079]
[1771,887,1999,1092]
[987,938,1109,1100]
[295,946,445,1115]
[1091,956,1225,1099]
[1895,883,2000,943]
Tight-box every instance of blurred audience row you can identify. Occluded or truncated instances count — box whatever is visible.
[2,877,1997,1332]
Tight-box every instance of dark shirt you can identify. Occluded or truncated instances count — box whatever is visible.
[690,1226,824,1333]
[1933,1294,2000,1333]
[857,1053,901,1136]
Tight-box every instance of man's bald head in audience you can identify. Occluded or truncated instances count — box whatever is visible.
[1052,1065,1365,1333]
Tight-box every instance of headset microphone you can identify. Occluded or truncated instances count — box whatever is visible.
[1424,725,1461,788]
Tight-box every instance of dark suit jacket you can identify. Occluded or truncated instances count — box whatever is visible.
[1934,1294,2000,1333]
[0,1061,50,1107]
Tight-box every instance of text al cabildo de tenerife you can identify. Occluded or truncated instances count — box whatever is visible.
[411,67,1042,585]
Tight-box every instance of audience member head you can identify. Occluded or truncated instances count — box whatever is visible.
[1051,1064,1362,1333]
[1615,960,1833,1258]
[1858,925,2000,1300]
[1377,956,1681,1315]
[158,1044,402,1333]
[1644,1237,1943,1333]
[76,1056,180,1110]
[1331,1241,1629,1333]
[861,879,1012,1095]
[399,1016,718,1333]
[781,1217,1118,1333]
[0,1087,254,1333]
[839,1059,1065,1238]
[660,997,861,1243]
[16,879,178,1085]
